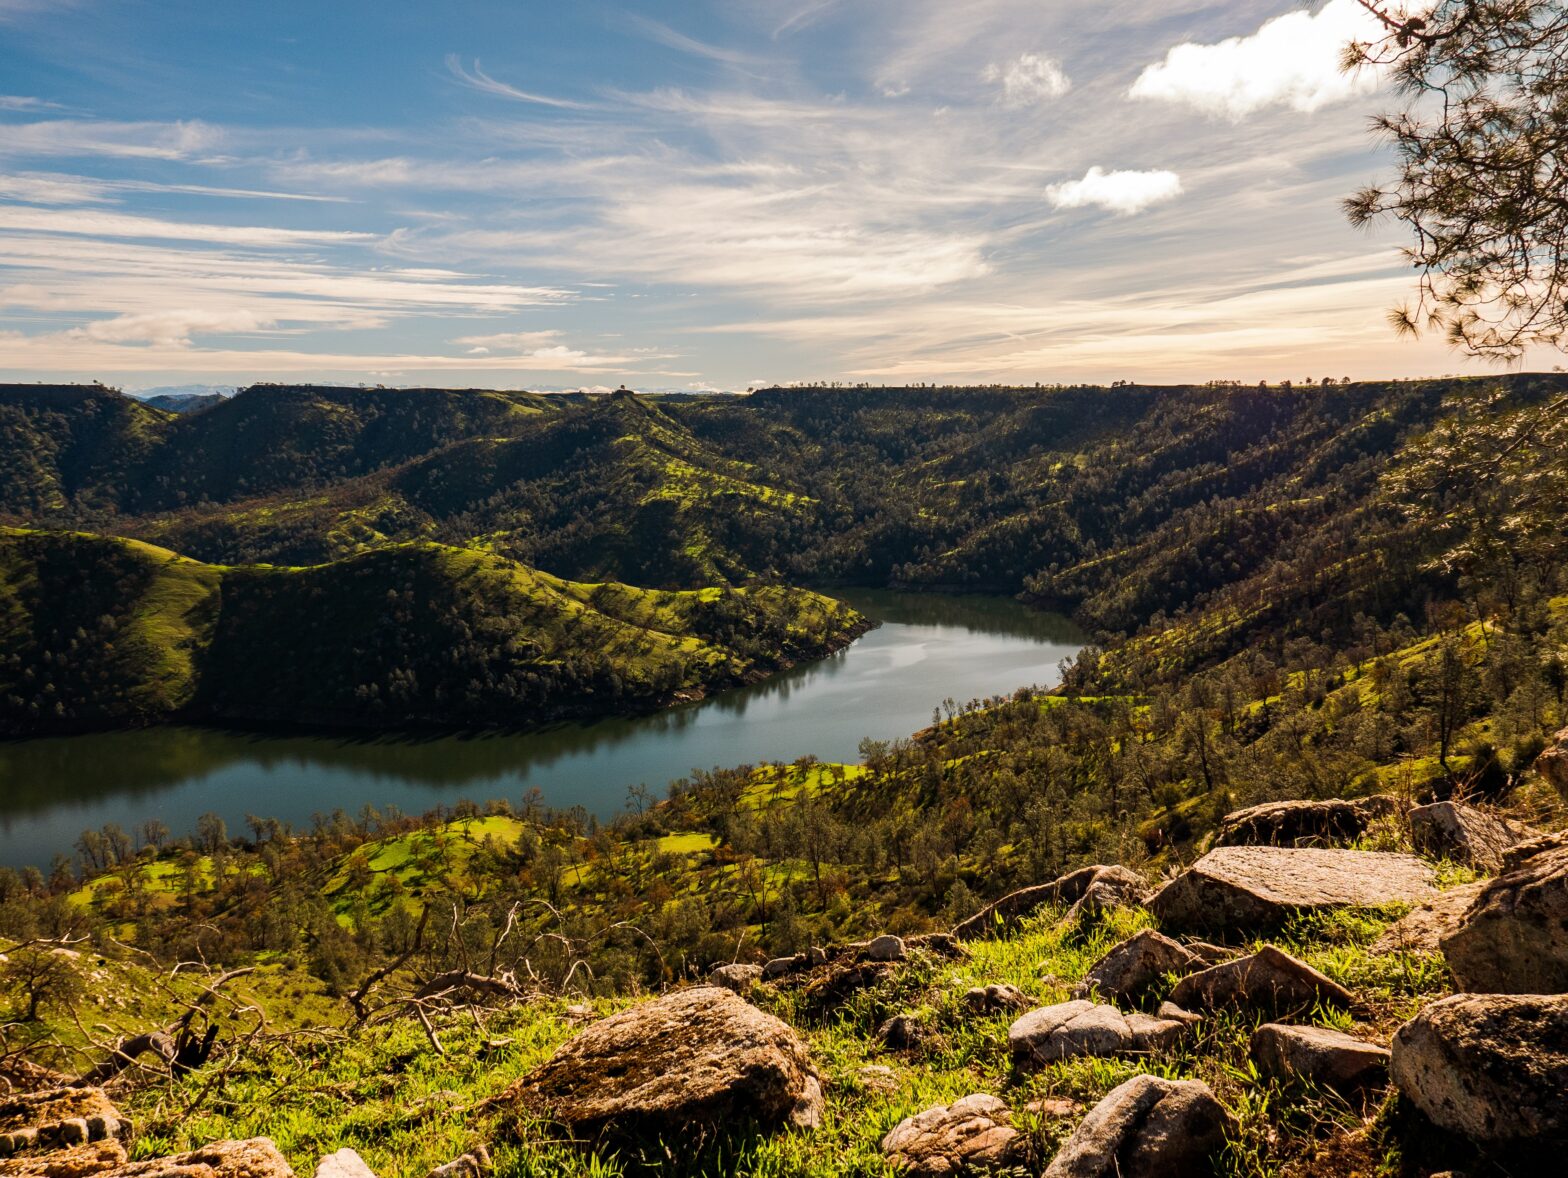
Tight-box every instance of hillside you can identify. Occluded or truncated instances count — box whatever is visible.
[0,529,867,735]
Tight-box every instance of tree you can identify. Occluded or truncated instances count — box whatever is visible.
[1347,1,1568,359]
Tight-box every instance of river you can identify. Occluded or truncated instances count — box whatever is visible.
[0,590,1083,869]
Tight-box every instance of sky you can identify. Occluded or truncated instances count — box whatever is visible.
[0,0,1542,390]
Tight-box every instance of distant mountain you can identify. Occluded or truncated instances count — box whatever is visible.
[127,384,237,413]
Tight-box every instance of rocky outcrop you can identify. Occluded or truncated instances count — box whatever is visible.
[1390,993,1568,1143]
[510,986,823,1138]
[1500,828,1568,871]
[1533,724,1568,801]
[1168,946,1352,1012]
[1370,881,1487,954]
[1077,930,1201,1003]
[1063,869,1150,926]
[1440,841,1568,992]
[1249,1023,1389,1092]
[881,1093,1021,1175]
[99,1139,297,1177]
[1214,796,1397,848]
[1150,846,1436,933]
[0,1139,127,1177]
[0,1087,130,1160]
[1043,1075,1234,1178]
[952,866,1149,941]
[1407,801,1536,871]
[1009,1001,1185,1067]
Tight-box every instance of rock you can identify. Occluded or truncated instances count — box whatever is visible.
[1249,1023,1389,1092]
[1501,828,1568,871]
[878,1013,926,1051]
[0,1139,126,1177]
[1155,1002,1201,1028]
[1150,846,1436,933]
[881,1093,1021,1176]
[0,1088,129,1157]
[1168,946,1352,1012]
[952,865,1149,941]
[99,1139,297,1178]
[1009,1000,1185,1067]
[1043,1075,1234,1178]
[1390,993,1568,1143]
[1533,725,1568,801]
[1078,930,1201,1003]
[867,935,907,962]
[1369,881,1488,954]
[960,984,1033,1015]
[707,963,763,994]
[1063,868,1151,926]
[1441,841,1568,992]
[762,955,798,979]
[1407,801,1537,871]
[425,1147,489,1178]
[511,986,822,1137]
[853,1064,899,1092]
[315,1150,378,1178]
[1214,796,1398,848]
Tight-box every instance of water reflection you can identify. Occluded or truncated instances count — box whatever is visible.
[0,590,1083,868]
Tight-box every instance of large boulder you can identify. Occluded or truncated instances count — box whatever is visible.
[1009,1000,1185,1067]
[1043,1075,1234,1178]
[952,866,1148,941]
[1407,801,1537,871]
[510,986,822,1137]
[708,963,763,995]
[1250,1023,1389,1092]
[1063,868,1151,926]
[1168,946,1352,1013]
[881,1093,1021,1175]
[1150,846,1436,934]
[1077,930,1201,1003]
[1441,841,1568,992]
[1390,993,1568,1143]
[1214,796,1397,848]
[1370,881,1488,955]
[99,1139,297,1177]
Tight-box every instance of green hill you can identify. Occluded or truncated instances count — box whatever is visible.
[0,529,867,735]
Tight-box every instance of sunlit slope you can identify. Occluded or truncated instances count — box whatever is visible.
[0,530,866,735]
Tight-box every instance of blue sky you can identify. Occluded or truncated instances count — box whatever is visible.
[0,0,1526,389]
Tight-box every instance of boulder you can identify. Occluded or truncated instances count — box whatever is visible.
[1407,802,1537,871]
[1077,930,1201,1003]
[98,1139,297,1178]
[952,865,1149,941]
[1501,828,1568,871]
[1440,842,1568,992]
[0,1087,129,1157]
[1390,993,1568,1143]
[0,1139,127,1177]
[1214,796,1398,848]
[315,1150,378,1178]
[510,986,823,1137]
[1249,1023,1389,1092]
[867,935,907,962]
[1369,881,1488,955]
[1168,946,1352,1012]
[1533,724,1568,800]
[1063,868,1151,926]
[425,1148,489,1178]
[1009,1000,1185,1067]
[1155,1002,1201,1028]
[1043,1075,1234,1178]
[707,963,763,995]
[880,1093,1021,1176]
[878,1013,926,1051]
[1149,846,1436,933]
[762,955,797,980]
[960,984,1034,1015]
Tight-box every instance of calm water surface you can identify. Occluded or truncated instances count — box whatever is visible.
[0,590,1083,868]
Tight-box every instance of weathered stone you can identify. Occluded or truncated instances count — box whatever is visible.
[762,955,797,980]
[1249,1023,1389,1092]
[866,935,907,962]
[1391,993,1568,1143]
[1441,842,1568,992]
[952,866,1149,941]
[1408,802,1537,871]
[1370,881,1488,954]
[0,1088,128,1158]
[1063,868,1151,926]
[99,1138,297,1178]
[1168,946,1352,1012]
[1009,1001,1185,1067]
[425,1146,488,1178]
[1534,725,1568,801]
[881,1093,1021,1176]
[511,986,823,1137]
[314,1150,377,1178]
[0,1138,127,1177]
[707,963,763,994]
[1043,1075,1234,1178]
[853,1064,899,1092]
[1078,930,1201,1003]
[1150,846,1436,933]
[878,1013,926,1051]
[1155,1002,1201,1028]
[960,984,1033,1015]
[1500,828,1568,871]
[1214,796,1398,848]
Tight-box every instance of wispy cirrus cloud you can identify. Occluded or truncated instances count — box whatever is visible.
[0,118,223,159]
[444,56,603,111]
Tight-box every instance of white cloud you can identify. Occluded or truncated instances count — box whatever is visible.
[1130,0,1384,119]
[0,205,374,246]
[1046,167,1182,215]
[0,95,63,111]
[445,56,601,111]
[68,308,276,347]
[0,119,222,159]
[453,329,564,349]
[983,53,1070,105]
